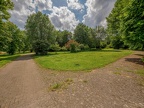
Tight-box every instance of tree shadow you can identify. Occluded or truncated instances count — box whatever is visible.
[14,54,34,61]
[135,54,144,57]
[125,58,144,66]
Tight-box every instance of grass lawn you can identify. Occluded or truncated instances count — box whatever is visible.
[0,54,20,68]
[34,49,132,71]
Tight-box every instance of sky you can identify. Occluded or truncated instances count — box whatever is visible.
[9,0,116,31]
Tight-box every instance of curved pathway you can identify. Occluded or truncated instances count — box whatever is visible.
[0,52,144,108]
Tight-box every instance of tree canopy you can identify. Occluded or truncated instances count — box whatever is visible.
[106,0,144,50]
[25,12,55,55]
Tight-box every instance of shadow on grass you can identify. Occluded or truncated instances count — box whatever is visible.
[125,58,144,66]
[0,55,18,61]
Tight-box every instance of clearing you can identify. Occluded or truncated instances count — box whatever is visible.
[0,51,144,108]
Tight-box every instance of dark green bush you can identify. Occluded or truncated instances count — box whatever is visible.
[7,42,16,55]
[70,44,77,53]
[32,40,49,55]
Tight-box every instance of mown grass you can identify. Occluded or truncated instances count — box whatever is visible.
[34,49,132,71]
[0,54,20,68]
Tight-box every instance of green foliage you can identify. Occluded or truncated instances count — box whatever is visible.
[49,43,61,52]
[34,49,132,71]
[100,41,107,48]
[0,0,14,22]
[25,12,55,54]
[78,44,90,51]
[32,40,50,55]
[65,40,79,52]
[122,0,144,50]
[78,44,85,51]
[0,0,14,50]
[111,36,124,49]
[74,23,91,46]
[0,54,19,67]
[0,21,28,54]
[60,46,67,51]
[56,30,72,47]
[107,0,144,50]
[70,44,77,53]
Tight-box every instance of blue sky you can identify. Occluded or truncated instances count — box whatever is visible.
[10,0,116,31]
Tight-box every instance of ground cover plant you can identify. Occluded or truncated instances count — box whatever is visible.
[34,49,132,71]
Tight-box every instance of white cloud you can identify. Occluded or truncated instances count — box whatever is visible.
[9,0,116,31]
[83,0,116,28]
[67,0,84,10]
[49,6,79,31]
[34,0,53,11]
[10,0,53,29]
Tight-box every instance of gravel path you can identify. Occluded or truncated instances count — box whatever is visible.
[0,52,144,108]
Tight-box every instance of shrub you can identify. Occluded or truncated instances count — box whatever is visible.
[61,46,67,51]
[84,45,90,50]
[32,40,49,55]
[65,40,79,52]
[100,41,107,48]
[70,44,77,53]
[79,44,85,51]
[49,44,61,52]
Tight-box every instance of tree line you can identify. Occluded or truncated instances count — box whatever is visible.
[0,0,143,55]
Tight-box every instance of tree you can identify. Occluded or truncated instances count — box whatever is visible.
[106,0,130,49]
[106,0,144,50]
[0,0,14,23]
[88,26,107,49]
[65,40,79,53]
[0,0,14,51]
[25,12,55,55]
[74,23,91,46]
[56,30,72,47]
[121,0,144,50]
[0,22,11,51]
[6,22,22,54]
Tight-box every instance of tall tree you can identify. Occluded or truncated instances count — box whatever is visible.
[25,12,55,55]
[0,0,14,51]
[0,0,14,23]
[74,23,90,46]
[106,0,130,49]
[56,30,72,47]
[89,26,106,49]
[6,22,22,54]
[121,0,144,50]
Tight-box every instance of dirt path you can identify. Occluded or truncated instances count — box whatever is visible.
[0,52,144,108]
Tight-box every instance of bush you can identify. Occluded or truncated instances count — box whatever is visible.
[32,40,49,55]
[84,45,90,50]
[61,46,67,51]
[65,40,79,52]
[79,44,85,51]
[70,44,77,53]
[100,41,107,48]
[49,44,61,52]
